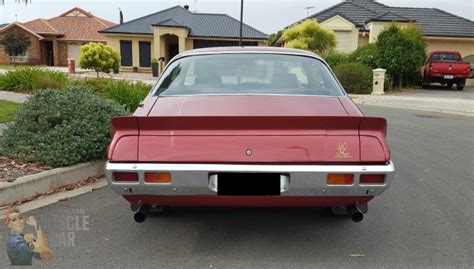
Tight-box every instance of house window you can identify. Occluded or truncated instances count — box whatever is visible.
[139,41,151,68]
[120,40,132,66]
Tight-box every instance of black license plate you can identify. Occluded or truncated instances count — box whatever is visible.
[217,173,280,196]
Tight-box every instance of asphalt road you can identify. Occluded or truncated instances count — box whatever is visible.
[1,105,473,268]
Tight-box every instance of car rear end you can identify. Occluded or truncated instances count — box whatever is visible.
[425,51,470,89]
[105,47,395,223]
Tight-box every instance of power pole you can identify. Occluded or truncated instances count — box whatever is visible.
[239,0,243,46]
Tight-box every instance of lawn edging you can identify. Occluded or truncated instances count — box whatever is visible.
[0,160,105,206]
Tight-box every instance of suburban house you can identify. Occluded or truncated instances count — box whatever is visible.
[0,7,115,66]
[99,5,267,72]
[279,0,474,60]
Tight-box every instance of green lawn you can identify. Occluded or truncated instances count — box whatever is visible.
[0,100,22,123]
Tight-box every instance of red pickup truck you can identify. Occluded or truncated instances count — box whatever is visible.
[421,51,471,90]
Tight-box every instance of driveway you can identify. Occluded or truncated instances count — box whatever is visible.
[395,86,474,100]
[0,105,472,268]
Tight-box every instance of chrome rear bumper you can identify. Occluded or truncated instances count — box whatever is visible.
[105,161,395,197]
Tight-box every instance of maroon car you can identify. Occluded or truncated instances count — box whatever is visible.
[106,47,395,223]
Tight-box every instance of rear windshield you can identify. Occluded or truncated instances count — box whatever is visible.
[154,53,344,96]
[431,53,461,62]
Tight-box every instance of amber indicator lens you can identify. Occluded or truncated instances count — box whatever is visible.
[145,172,172,183]
[113,172,138,182]
[360,174,385,184]
[327,174,353,185]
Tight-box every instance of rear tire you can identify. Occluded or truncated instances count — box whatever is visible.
[457,79,466,91]
[421,80,430,89]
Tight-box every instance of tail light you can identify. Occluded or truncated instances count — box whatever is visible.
[113,172,138,182]
[360,174,385,184]
[145,172,172,183]
[327,174,353,185]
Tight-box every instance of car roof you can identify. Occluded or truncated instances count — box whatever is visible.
[177,46,323,60]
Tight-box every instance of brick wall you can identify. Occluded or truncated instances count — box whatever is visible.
[0,26,41,65]
[56,41,68,66]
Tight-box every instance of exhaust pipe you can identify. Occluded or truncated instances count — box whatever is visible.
[134,205,150,223]
[346,206,364,223]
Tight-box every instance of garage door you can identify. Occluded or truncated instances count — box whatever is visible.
[334,31,352,52]
[67,43,82,66]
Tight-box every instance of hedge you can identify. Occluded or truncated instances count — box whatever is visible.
[333,62,373,94]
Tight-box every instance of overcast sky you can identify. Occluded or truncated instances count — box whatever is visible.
[0,0,472,34]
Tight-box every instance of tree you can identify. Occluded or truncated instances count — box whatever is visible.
[0,31,31,63]
[282,19,337,54]
[376,23,426,88]
[79,42,120,77]
[350,43,378,69]
[267,31,281,46]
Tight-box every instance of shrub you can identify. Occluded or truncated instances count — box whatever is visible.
[79,42,120,77]
[105,80,150,112]
[68,77,112,95]
[0,86,127,167]
[376,23,426,88]
[351,43,378,69]
[0,68,68,92]
[282,20,337,54]
[69,78,151,111]
[333,62,373,94]
[323,50,352,69]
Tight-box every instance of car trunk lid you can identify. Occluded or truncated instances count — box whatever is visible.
[109,96,390,163]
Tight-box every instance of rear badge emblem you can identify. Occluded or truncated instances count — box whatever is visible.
[335,143,351,158]
[245,149,253,156]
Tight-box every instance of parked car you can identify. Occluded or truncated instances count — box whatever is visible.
[421,51,471,90]
[105,47,395,223]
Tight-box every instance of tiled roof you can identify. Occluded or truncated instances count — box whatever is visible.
[100,5,267,39]
[315,2,378,27]
[307,0,474,38]
[23,18,61,34]
[21,7,116,41]
[368,11,412,22]
[47,16,115,41]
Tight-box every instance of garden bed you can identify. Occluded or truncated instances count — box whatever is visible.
[0,156,51,183]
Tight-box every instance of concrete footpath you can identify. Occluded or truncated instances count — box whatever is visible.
[350,94,474,117]
[0,90,30,103]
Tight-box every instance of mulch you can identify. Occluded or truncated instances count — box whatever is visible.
[0,156,52,183]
